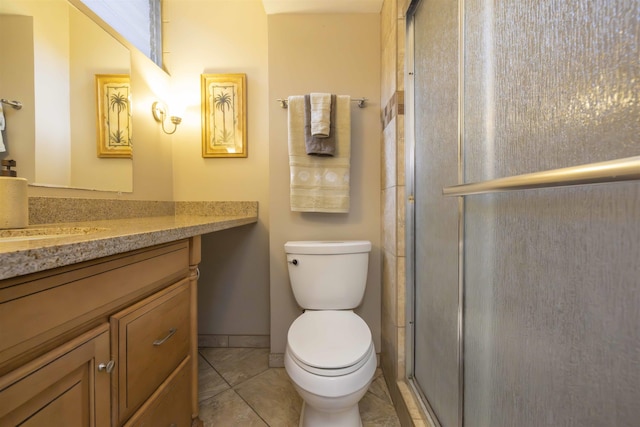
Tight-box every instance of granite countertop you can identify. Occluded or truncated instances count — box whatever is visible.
[0,213,257,281]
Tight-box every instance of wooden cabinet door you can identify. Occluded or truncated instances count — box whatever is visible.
[111,279,191,424]
[0,324,111,427]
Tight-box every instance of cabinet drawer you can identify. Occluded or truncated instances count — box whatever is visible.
[112,280,191,424]
[0,241,190,372]
[124,356,192,427]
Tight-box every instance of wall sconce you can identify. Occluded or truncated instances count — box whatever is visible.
[151,101,182,135]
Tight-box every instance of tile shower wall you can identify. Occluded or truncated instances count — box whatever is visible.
[380,0,423,426]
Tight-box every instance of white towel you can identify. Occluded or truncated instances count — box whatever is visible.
[288,95,351,213]
[0,104,5,153]
[309,92,331,137]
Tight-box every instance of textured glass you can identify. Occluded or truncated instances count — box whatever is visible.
[463,1,640,426]
[412,0,460,426]
[464,0,640,182]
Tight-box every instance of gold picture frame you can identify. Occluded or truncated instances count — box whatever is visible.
[95,74,132,158]
[201,73,247,158]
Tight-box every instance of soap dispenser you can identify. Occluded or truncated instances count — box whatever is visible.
[0,159,28,229]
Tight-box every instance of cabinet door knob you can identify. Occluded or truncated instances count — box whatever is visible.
[98,360,115,373]
[153,328,177,346]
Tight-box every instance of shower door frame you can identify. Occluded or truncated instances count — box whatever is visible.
[405,0,465,426]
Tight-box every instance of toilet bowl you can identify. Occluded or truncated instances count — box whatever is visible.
[285,311,376,427]
[284,241,375,427]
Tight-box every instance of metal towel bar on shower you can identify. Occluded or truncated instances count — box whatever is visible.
[442,156,640,196]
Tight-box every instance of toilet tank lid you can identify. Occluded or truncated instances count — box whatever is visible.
[284,240,371,254]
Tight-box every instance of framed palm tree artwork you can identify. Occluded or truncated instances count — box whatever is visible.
[201,73,247,158]
[95,74,132,158]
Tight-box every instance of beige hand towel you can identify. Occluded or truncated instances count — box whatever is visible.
[309,92,331,137]
[288,95,351,213]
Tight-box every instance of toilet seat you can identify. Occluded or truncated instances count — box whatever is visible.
[288,342,374,377]
[287,310,372,377]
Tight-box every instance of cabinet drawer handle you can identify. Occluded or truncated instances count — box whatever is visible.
[153,328,177,346]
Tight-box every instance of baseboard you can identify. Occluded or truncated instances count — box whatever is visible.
[198,334,270,348]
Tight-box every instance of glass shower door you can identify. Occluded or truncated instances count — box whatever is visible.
[408,0,640,426]
[408,0,460,426]
[462,1,640,426]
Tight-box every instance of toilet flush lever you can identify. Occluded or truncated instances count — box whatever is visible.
[288,259,298,266]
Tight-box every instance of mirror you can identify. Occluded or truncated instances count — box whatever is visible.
[0,0,132,192]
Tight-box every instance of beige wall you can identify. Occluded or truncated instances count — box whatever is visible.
[127,51,175,200]
[164,0,271,336]
[268,14,382,358]
[0,15,36,182]
[11,2,384,357]
[69,5,131,192]
[0,0,70,186]
[32,1,71,186]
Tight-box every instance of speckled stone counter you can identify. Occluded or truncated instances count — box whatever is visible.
[0,200,258,280]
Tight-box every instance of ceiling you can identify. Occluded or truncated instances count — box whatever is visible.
[261,0,383,14]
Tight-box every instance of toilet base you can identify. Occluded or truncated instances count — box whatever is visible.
[285,342,376,427]
[299,401,362,427]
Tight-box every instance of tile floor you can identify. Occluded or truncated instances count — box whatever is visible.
[198,348,401,426]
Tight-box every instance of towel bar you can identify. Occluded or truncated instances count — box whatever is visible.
[442,156,640,196]
[277,97,367,109]
[0,99,22,110]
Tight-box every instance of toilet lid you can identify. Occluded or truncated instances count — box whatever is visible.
[287,311,372,369]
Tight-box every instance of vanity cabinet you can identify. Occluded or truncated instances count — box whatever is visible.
[0,237,203,427]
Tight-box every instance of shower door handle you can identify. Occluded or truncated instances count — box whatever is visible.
[442,156,640,196]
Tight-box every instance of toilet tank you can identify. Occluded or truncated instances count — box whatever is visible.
[284,241,372,310]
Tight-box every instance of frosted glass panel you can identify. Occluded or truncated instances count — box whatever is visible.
[463,0,640,183]
[412,0,459,425]
[463,0,640,426]
[464,186,640,427]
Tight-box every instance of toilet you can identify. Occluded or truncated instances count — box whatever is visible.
[284,240,376,427]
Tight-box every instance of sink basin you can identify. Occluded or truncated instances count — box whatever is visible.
[0,226,107,243]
